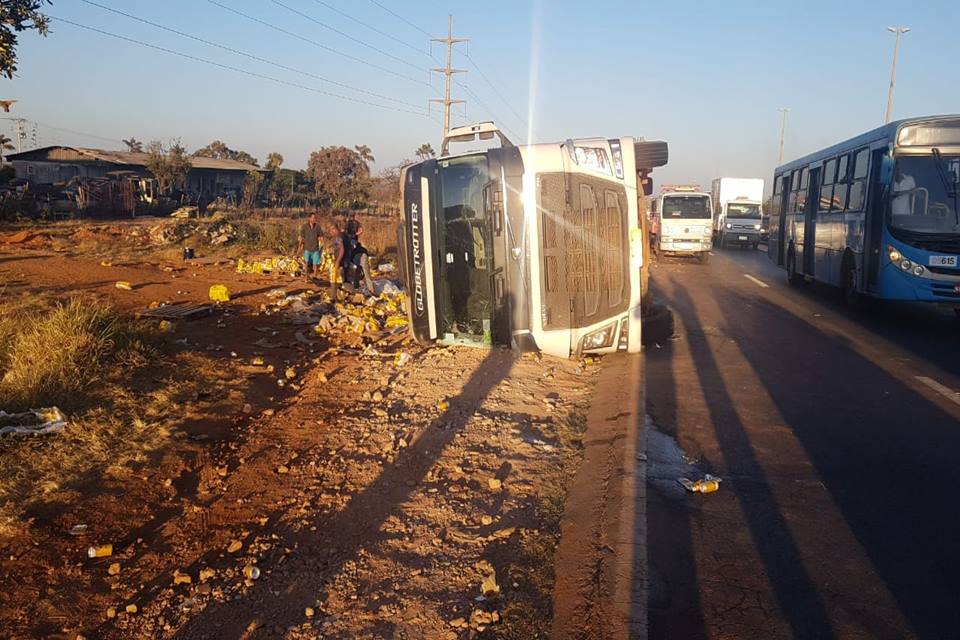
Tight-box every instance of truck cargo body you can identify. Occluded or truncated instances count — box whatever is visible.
[712,177,765,248]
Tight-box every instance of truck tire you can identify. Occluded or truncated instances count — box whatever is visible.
[633,140,669,169]
[641,304,674,345]
[698,251,710,265]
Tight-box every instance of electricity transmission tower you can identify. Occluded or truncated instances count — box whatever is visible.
[430,15,467,138]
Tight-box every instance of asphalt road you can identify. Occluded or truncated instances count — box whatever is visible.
[645,246,960,640]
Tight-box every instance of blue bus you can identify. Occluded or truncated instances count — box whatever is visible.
[769,115,960,313]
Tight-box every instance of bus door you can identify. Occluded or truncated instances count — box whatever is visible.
[776,174,791,265]
[864,149,889,289]
[803,168,820,275]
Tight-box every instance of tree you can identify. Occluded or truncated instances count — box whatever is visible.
[0,1,51,79]
[354,144,375,164]
[0,133,15,163]
[193,140,259,167]
[369,160,412,210]
[415,143,435,160]
[122,137,143,153]
[146,139,192,196]
[305,145,370,208]
[242,170,264,209]
[265,152,283,172]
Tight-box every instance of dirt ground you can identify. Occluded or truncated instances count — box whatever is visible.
[0,219,597,639]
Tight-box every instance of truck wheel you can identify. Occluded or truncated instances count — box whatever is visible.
[698,251,710,265]
[752,242,759,250]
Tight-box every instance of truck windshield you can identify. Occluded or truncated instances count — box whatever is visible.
[438,155,493,342]
[727,202,761,219]
[889,155,960,233]
[662,195,711,219]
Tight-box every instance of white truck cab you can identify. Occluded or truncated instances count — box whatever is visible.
[711,177,765,249]
[651,185,713,263]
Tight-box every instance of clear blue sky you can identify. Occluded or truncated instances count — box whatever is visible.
[4,0,960,191]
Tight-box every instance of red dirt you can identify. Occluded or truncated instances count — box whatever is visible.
[0,225,596,639]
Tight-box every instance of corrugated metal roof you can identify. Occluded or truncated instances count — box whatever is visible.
[6,146,264,172]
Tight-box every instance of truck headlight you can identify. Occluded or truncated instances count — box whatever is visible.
[703,227,712,236]
[581,323,615,351]
[753,224,761,230]
[725,223,732,229]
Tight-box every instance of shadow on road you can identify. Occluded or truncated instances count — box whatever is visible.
[713,287,960,638]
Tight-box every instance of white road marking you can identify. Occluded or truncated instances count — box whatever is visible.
[915,376,960,407]
[743,274,769,288]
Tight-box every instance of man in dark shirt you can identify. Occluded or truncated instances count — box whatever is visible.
[297,212,322,280]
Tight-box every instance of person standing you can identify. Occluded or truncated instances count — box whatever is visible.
[346,218,376,293]
[326,219,346,299]
[297,212,322,281]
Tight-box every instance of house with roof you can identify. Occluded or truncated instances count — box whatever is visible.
[5,146,264,198]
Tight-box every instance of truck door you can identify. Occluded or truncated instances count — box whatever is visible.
[775,175,791,265]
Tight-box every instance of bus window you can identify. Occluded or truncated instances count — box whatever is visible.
[833,154,850,212]
[789,170,799,212]
[848,148,869,211]
[796,168,808,211]
[820,158,837,213]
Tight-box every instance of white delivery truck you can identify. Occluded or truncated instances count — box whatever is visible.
[650,185,713,264]
[711,177,764,249]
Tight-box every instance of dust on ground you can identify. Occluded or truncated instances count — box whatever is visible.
[0,217,596,639]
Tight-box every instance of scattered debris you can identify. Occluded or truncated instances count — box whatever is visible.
[227,540,243,554]
[678,474,722,494]
[208,284,230,303]
[0,407,67,437]
[477,560,500,596]
[139,301,213,321]
[87,544,113,558]
[243,564,260,580]
[114,281,133,291]
[170,206,197,219]
[235,256,301,276]
[69,524,88,536]
[107,562,121,576]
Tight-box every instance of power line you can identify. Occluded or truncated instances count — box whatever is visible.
[2,117,121,145]
[368,0,432,38]
[205,0,429,87]
[366,1,526,134]
[462,50,527,129]
[308,0,432,59]
[458,83,521,141]
[267,0,426,75]
[77,0,423,110]
[50,16,429,117]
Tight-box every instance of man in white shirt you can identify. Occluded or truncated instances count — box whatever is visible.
[891,164,916,216]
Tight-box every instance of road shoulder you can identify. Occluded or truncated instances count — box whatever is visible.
[552,353,647,639]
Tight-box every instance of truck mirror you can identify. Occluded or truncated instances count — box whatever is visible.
[643,179,653,196]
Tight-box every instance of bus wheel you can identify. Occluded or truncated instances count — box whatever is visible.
[787,250,802,286]
[698,251,710,265]
[842,259,860,309]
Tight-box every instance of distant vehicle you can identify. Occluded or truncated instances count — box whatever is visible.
[711,177,764,249]
[398,122,668,358]
[769,114,960,312]
[650,185,713,263]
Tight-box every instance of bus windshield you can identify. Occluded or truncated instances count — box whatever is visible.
[727,202,761,219]
[662,195,711,219]
[889,155,960,234]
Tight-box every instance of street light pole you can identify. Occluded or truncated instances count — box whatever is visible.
[885,26,910,124]
[777,107,790,164]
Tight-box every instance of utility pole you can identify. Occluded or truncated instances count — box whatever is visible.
[777,107,790,164]
[430,15,467,138]
[12,117,26,152]
[885,26,910,124]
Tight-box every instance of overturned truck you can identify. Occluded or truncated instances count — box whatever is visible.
[398,122,668,358]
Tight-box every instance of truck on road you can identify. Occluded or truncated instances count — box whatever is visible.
[712,177,764,249]
[650,185,713,263]
[398,122,669,358]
